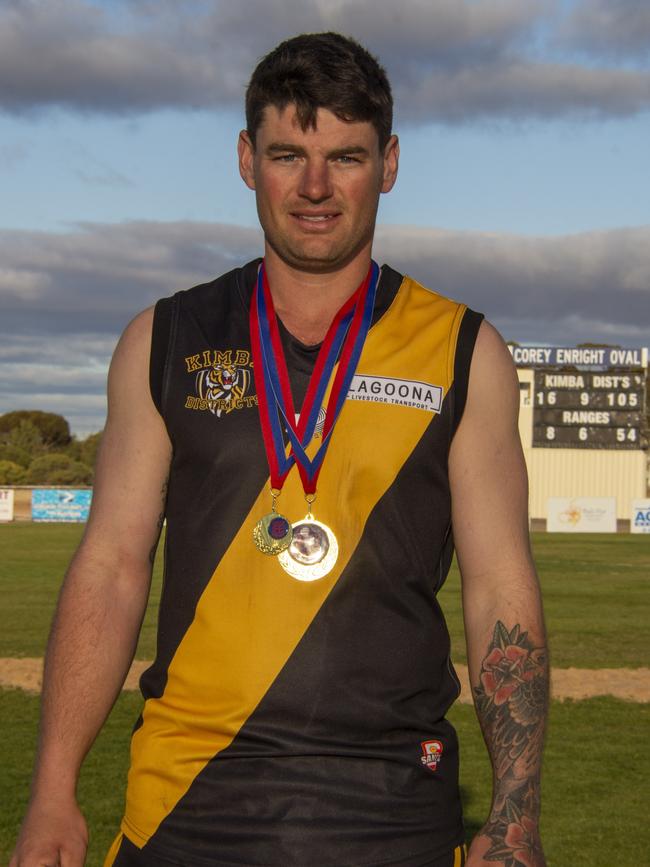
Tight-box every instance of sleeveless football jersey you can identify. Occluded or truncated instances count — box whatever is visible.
[112,260,483,866]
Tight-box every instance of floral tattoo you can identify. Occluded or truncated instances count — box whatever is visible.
[472,621,548,866]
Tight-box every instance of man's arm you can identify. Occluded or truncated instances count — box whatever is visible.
[10,307,172,867]
[449,321,548,867]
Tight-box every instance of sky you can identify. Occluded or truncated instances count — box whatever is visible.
[1,0,649,436]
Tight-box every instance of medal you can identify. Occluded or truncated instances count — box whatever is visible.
[278,517,339,582]
[249,260,379,580]
[252,488,292,554]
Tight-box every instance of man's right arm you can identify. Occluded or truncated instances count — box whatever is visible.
[10,306,172,867]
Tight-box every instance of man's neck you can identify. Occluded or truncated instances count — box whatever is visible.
[263,249,372,345]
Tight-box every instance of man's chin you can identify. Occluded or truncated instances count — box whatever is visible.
[269,240,363,274]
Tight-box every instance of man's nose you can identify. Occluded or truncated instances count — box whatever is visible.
[298,159,332,201]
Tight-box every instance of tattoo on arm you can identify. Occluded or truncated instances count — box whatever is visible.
[473,621,548,866]
[149,477,169,565]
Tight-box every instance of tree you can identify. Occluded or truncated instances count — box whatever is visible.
[0,411,71,447]
[1,420,44,456]
[0,460,27,485]
[0,443,32,468]
[26,454,92,486]
[80,431,103,468]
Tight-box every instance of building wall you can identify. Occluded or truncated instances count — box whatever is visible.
[517,368,647,521]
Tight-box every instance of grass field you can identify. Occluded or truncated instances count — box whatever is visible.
[0,523,164,659]
[440,531,650,668]
[1,523,649,864]
[2,523,648,666]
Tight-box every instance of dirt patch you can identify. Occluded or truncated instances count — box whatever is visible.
[453,664,650,703]
[0,658,150,694]
[1,658,649,702]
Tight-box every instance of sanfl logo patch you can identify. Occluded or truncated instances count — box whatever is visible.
[420,739,443,771]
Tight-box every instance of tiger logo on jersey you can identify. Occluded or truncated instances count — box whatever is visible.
[184,348,257,416]
[197,363,251,417]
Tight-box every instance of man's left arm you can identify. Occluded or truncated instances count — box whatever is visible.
[449,321,548,867]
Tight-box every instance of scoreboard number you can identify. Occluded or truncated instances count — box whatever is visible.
[533,369,646,450]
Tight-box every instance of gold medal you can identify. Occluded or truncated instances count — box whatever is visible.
[278,516,339,582]
[253,511,292,555]
[253,487,292,555]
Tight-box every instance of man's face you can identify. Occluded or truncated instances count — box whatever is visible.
[238,105,399,273]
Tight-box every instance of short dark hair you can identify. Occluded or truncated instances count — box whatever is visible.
[245,32,393,149]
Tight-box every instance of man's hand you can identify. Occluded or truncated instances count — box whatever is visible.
[466,825,546,866]
[9,797,88,867]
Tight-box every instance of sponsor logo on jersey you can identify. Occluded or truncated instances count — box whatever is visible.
[347,375,443,413]
[420,739,443,771]
[183,348,257,417]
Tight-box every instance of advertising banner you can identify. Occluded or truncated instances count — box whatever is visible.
[31,489,92,522]
[0,488,14,522]
[630,499,650,534]
[547,497,617,533]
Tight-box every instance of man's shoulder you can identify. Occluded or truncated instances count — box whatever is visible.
[381,262,482,322]
[157,258,261,312]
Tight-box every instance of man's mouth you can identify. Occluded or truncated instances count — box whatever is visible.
[290,211,341,225]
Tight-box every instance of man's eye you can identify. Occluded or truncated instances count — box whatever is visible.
[274,154,297,162]
[336,155,358,164]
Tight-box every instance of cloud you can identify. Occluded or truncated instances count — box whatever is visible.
[0,333,113,435]
[373,224,650,344]
[0,218,648,433]
[0,267,50,299]
[1,219,647,342]
[394,61,650,123]
[0,0,231,113]
[1,0,650,124]
[561,0,650,61]
[0,220,263,337]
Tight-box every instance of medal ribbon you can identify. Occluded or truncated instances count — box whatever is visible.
[250,260,379,495]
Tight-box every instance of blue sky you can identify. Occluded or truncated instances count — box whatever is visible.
[1,0,649,434]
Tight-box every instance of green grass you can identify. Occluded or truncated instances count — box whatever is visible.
[438,533,650,668]
[1,525,649,667]
[0,523,163,658]
[448,698,650,867]
[1,689,648,866]
[0,687,138,865]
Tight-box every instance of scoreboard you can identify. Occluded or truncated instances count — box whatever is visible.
[533,369,646,449]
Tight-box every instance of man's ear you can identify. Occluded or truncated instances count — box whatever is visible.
[381,134,399,194]
[238,130,256,190]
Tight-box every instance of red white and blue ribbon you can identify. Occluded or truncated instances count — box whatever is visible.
[250,260,379,495]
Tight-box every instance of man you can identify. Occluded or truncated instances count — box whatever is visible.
[11,33,547,867]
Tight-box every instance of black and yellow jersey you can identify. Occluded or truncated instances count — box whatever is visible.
[108,261,483,867]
